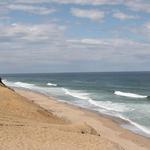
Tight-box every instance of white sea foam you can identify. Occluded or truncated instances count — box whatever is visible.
[3,80,37,89]
[14,82,35,88]
[119,115,150,136]
[88,99,130,112]
[62,88,130,113]
[2,79,18,87]
[114,91,147,98]
[62,88,90,100]
[47,83,57,87]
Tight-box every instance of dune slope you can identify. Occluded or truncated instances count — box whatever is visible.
[0,85,126,150]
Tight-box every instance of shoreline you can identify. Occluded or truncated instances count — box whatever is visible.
[14,87,150,138]
[14,87,150,150]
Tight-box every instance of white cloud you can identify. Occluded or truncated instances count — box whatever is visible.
[68,38,150,62]
[130,21,150,39]
[1,22,150,60]
[0,23,65,41]
[52,0,122,5]
[67,38,149,49]
[67,38,108,45]
[144,22,150,30]
[2,0,150,19]
[71,8,105,21]
[1,0,150,72]
[53,0,150,14]
[113,11,139,20]
[1,22,150,72]
[125,0,150,13]
[7,4,56,15]
[3,0,150,14]
[52,0,150,14]
[141,21,150,37]
[5,0,121,5]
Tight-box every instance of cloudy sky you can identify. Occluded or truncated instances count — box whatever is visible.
[0,0,150,73]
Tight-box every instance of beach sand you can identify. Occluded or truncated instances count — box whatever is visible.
[0,85,150,150]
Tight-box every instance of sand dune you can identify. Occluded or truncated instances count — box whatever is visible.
[0,85,149,150]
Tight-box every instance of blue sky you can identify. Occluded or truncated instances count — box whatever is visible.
[0,0,150,73]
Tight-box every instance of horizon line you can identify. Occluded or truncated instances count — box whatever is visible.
[1,70,150,75]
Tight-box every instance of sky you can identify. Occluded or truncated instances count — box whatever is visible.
[0,0,150,73]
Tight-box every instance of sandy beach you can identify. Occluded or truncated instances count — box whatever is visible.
[0,84,150,150]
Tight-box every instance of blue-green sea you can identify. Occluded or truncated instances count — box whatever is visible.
[2,72,150,137]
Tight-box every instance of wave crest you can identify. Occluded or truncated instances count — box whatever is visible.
[47,83,57,87]
[62,88,130,112]
[114,91,148,99]
[62,88,89,100]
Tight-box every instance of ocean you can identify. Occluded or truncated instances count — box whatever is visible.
[2,72,150,137]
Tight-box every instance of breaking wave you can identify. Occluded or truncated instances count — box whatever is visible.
[62,88,89,100]
[3,80,35,89]
[119,115,150,137]
[62,88,130,112]
[114,91,148,99]
[47,83,57,87]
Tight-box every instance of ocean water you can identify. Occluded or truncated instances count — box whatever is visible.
[1,72,150,137]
